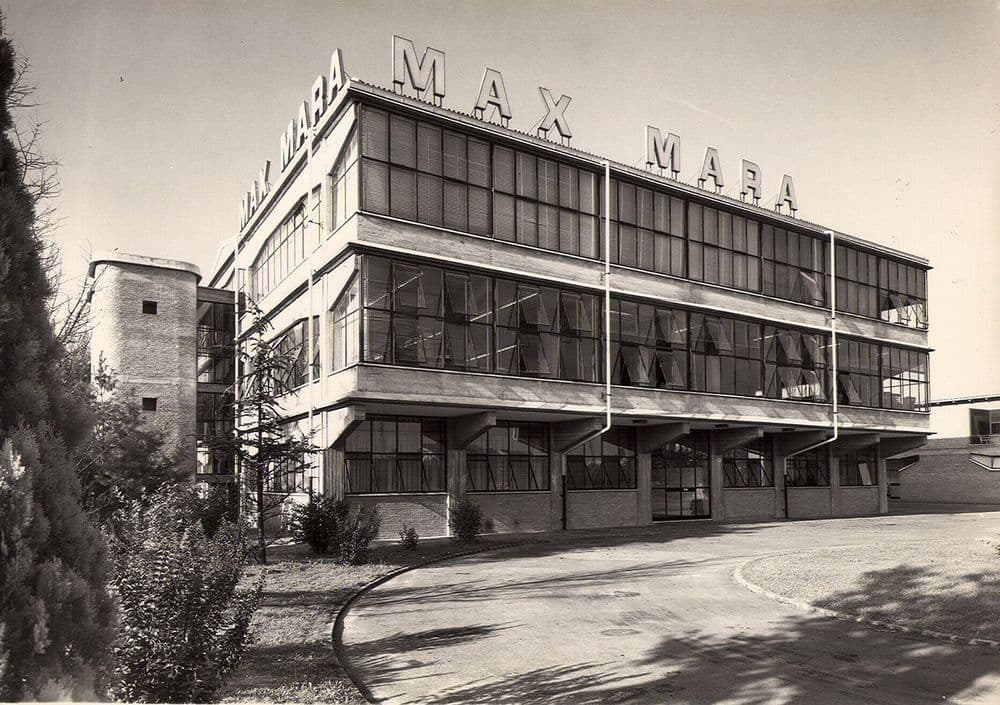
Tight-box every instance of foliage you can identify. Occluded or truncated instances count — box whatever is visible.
[336,503,381,565]
[289,494,381,564]
[195,482,238,538]
[449,498,483,544]
[0,29,116,700]
[205,301,316,563]
[75,357,187,532]
[289,492,339,555]
[109,484,262,703]
[398,524,419,550]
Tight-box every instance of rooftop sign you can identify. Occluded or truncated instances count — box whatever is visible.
[239,35,799,229]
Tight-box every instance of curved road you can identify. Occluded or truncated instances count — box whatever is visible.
[342,511,1000,704]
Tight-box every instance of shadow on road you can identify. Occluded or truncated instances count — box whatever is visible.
[361,562,1000,704]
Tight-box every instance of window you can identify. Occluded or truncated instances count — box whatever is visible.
[880,345,928,411]
[361,257,493,371]
[141,397,157,411]
[142,300,158,314]
[196,391,234,475]
[611,300,687,390]
[344,416,447,493]
[723,440,774,488]
[690,314,763,396]
[760,224,826,306]
[197,300,235,385]
[686,204,760,291]
[763,326,828,401]
[249,201,316,301]
[566,428,637,490]
[330,273,360,371]
[879,258,928,329]
[840,445,877,486]
[837,338,880,408]
[786,447,829,486]
[274,317,320,392]
[330,125,359,232]
[467,422,549,491]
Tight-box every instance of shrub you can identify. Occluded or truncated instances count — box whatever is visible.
[449,498,483,543]
[289,495,381,564]
[336,504,381,565]
[398,524,419,550]
[195,483,238,539]
[109,485,261,703]
[289,492,338,555]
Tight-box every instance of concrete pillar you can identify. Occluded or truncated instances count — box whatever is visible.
[830,452,841,515]
[709,427,764,522]
[446,412,497,536]
[773,431,832,520]
[322,405,366,500]
[773,448,787,519]
[637,452,652,525]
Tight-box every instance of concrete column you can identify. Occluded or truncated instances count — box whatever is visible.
[773,450,787,518]
[876,443,889,514]
[710,427,764,522]
[446,412,496,537]
[551,449,565,530]
[637,452,652,525]
[830,452,841,515]
[325,444,345,500]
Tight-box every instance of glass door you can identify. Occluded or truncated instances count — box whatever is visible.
[651,434,711,520]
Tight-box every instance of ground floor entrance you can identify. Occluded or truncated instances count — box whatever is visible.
[651,434,712,520]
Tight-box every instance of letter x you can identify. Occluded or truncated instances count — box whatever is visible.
[537,87,573,140]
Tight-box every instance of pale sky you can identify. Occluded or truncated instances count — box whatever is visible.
[7,0,1000,399]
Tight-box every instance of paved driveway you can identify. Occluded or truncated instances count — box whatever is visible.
[342,511,1000,704]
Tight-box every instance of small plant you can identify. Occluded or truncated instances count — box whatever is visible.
[398,524,419,550]
[449,498,483,543]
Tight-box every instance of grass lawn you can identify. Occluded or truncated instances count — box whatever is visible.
[220,536,516,703]
[741,538,1000,642]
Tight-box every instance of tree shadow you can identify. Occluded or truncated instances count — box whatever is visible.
[354,563,1000,704]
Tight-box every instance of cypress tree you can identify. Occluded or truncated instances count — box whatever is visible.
[0,24,116,700]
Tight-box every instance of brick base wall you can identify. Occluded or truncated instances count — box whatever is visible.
[787,488,832,518]
[471,492,552,533]
[840,486,880,515]
[566,490,639,529]
[346,495,448,539]
[722,488,775,520]
[900,447,1000,504]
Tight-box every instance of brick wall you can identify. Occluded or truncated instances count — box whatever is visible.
[90,259,198,474]
[787,488,832,518]
[839,486,880,515]
[471,492,552,533]
[346,495,448,539]
[722,488,775,520]
[899,442,1000,504]
[566,490,639,529]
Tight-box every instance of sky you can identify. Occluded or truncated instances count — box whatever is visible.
[6,0,1000,399]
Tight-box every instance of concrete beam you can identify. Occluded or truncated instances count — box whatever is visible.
[447,411,496,450]
[713,427,764,452]
[879,435,927,459]
[554,417,605,453]
[326,405,366,448]
[636,422,690,454]
[831,433,880,457]
[773,430,832,456]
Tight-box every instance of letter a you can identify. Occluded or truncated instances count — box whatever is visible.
[474,68,512,122]
[699,147,724,190]
[777,174,798,213]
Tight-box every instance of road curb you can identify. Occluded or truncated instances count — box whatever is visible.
[331,538,545,704]
[732,557,1000,651]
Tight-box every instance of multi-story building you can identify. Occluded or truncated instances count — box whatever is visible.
[198,64,931,538]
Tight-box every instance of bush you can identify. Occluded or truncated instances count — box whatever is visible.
[336,503,381,565]
[195,483,238,538]
[449,498,483,543]
[109,485,261,703]
[398,524,419,550]
[289,492,338,554]
[289,495,381,564]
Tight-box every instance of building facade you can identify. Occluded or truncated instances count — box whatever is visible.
[199,75,931,538]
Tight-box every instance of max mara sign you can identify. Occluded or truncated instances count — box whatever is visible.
[239,35,799,228]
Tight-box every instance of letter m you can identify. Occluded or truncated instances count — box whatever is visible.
[392,35,445,102]
[646,126,681,176]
